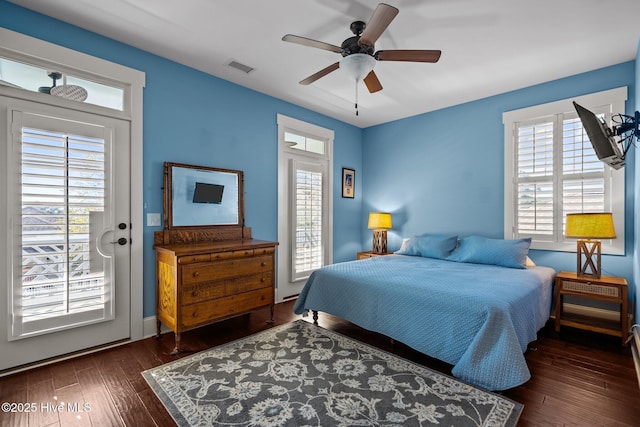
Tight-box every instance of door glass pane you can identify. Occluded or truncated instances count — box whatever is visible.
[20,127,107,325]
[294,168,323,277]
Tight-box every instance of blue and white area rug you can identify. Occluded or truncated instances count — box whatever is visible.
[143,320,522,426]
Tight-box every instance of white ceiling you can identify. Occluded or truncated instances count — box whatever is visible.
[10,0,640,128]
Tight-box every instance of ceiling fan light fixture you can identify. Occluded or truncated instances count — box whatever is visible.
[339,53,375,82]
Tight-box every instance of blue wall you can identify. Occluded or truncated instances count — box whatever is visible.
[0,1,364,318]
[363,62,636,290]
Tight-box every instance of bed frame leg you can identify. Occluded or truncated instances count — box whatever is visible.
[312,311,318,325]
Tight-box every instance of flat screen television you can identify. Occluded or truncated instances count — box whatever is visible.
[192,182,224,204]
[573,101,625,170]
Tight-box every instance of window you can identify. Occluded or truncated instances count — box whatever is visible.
[503,87,626,254]
[0,57,125,111]
[284,131,325,155]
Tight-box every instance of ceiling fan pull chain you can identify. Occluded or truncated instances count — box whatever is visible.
[355,80,359,116]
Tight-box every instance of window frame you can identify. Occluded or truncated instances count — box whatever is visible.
[503,87,626,255]
[0,27,146,340]
[276,114,333,301]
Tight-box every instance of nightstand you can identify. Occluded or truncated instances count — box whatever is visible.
[356,251,394,260]
[554,271,629,346]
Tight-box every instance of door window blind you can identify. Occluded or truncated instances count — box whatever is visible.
[293,167,323,279]
[17,125,108,334]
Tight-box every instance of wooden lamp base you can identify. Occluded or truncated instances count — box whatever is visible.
[576,239,602,278]
[372,230,387,253]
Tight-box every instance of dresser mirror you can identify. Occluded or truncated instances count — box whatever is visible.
[163,162,244,229]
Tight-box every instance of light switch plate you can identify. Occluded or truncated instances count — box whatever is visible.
[147,213,161,227]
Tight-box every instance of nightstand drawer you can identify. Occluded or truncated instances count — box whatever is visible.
[559,279,619,298]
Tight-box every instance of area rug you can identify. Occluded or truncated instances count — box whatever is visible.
[143,320,522,426]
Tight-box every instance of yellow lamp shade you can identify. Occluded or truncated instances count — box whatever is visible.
[565,213,616,239]
[368,212,392,230]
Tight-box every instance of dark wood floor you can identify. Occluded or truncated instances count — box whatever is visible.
[1,300,638,426]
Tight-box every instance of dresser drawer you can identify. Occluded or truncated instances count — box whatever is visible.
[177,254,211,264]
[181,255,273,285]
[559,279,619,298]
[181,281,226,305]
[211,249,254,260]
[226,273,273,295]
[180,287,274,329]
[254,247,275,256]
[181,273,272,305]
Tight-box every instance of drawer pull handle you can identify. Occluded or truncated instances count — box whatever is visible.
[261,262,266,267]
[192,310,199,318]
[192,290,198,297]
[261,277,266,283]
[193,271,200,278]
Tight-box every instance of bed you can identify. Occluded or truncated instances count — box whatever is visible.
[293,235,556,391]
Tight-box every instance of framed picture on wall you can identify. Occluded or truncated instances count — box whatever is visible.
[342,168,355,198]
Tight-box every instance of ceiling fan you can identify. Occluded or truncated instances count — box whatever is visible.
[282,3,441,114]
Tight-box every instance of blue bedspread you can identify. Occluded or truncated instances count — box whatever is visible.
[293,255,555,391]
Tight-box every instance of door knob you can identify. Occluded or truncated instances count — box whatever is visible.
[110,237,128,246]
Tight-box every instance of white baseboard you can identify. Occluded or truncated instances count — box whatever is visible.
[143,315,171,338]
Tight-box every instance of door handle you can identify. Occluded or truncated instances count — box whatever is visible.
[110,237,128,246]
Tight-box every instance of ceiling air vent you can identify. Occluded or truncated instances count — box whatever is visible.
[227,60,254,74]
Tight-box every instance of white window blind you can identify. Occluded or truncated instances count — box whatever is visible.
[293,165,324,279]
[18,125,109,331]
[516,119,554,238]
[504,88,625,254]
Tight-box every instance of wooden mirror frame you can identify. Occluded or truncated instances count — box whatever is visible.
[155,162,248,246]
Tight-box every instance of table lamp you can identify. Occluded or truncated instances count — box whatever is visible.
[368,212,392,253]
[565,212,616,278]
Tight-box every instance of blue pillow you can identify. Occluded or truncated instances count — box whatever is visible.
[395,234,458,260]
[447,235,532,269]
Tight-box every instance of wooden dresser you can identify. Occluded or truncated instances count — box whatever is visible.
[155,238,277,354]
[155,162,278,353]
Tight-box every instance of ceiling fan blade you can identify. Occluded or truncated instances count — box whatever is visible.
[299,62,340,85]
[363,70,383,93]
[376,49,442,63]
[359,3,399,47]
[282,34,342,53]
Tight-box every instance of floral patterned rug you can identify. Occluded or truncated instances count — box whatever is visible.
[143,320,522,426]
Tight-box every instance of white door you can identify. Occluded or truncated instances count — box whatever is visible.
[276,115,333,302]
[0,97,131,371]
